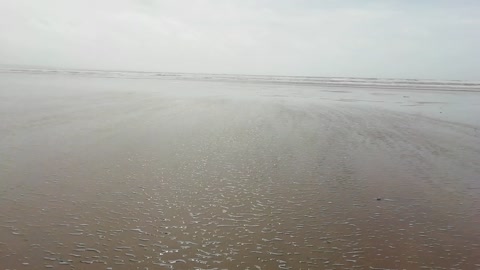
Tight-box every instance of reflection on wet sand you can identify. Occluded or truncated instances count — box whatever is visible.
[1,73,479,269]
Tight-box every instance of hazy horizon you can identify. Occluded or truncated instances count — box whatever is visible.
[1,1,480,80]
[4,63,480,83]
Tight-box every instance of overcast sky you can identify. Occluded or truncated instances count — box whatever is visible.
[1,0,479,80]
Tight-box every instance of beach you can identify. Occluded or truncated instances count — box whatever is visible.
[1,70,479,269]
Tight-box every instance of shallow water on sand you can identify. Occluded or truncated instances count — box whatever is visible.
[1,73,479,269]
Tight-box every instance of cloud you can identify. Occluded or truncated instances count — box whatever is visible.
[1,0,479,79]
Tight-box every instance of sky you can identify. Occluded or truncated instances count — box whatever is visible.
[1,0,479,80]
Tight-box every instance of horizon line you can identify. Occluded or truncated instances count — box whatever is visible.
[0,63,477,83]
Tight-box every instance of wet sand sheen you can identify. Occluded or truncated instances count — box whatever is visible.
[1,74,480,269]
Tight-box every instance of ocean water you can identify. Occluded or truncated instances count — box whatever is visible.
[0,69,479,269]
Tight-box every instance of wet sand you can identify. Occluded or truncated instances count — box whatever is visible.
[1,73,480,269]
